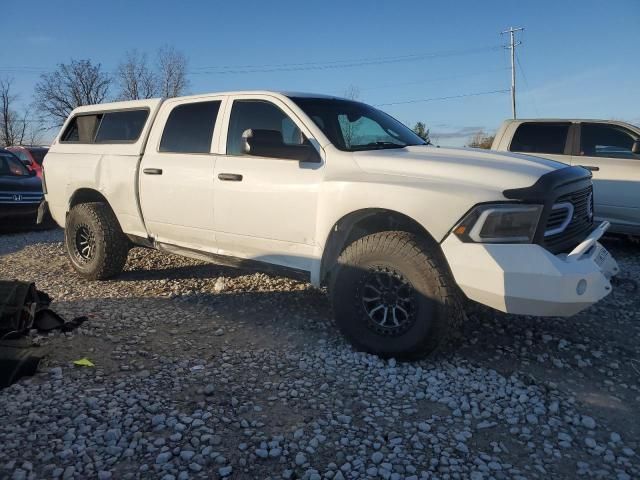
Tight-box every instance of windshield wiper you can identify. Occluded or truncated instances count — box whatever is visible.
[353,142,407,151]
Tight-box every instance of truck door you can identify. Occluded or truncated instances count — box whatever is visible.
[571,122,640,230]
[212,96,324,272]
[139,96,225,250]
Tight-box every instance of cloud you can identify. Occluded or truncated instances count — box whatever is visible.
[430,126,486,140]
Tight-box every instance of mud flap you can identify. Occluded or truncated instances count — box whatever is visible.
[36,200,49,224]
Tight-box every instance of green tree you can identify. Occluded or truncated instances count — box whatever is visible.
[412,122,430,143]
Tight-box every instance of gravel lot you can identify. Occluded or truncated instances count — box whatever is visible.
[0,227,638,480]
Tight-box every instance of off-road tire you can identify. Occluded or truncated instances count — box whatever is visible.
[329,231,461,359]
[65,202,129,280]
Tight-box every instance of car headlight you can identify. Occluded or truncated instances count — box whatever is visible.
[453,204,543,243]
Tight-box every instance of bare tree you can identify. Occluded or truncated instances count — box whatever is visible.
[0,78,28,146]
[467,130,495,149]
[24,116,49,145]
[343,85,360,101]
[157,46,189,98]
[117,50,158,100]
[34,59,112,125]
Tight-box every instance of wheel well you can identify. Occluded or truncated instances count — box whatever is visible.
[68,189,109,211]
[319,209,443,286]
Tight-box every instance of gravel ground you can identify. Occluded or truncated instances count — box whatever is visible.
[0,227,638,480]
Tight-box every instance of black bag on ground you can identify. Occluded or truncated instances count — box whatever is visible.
[0,281,40,338]
[0,280,86,339]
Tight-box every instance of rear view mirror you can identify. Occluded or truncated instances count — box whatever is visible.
[632,140,640,155]
[241,129,320,163]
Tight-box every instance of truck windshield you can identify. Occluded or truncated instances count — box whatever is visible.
[290,97,427,152]
[0,152,30,176]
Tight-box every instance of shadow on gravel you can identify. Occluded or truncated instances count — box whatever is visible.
[120,262,256,282]
[43,288,333,374]
[0,226,62,256]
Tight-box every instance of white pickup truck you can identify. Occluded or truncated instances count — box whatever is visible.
[42,91,618,358]
[492,119,640,236]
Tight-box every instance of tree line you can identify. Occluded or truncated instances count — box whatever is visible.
[0,46,188,146]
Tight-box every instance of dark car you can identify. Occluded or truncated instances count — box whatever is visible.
[0,148,44,223]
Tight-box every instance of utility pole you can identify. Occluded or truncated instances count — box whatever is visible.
[501,26,524,119]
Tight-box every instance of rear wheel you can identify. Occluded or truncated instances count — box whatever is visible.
[329,231,459,359]
[65,202,129,280]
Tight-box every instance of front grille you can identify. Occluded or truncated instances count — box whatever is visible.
[543,186,593,253]
[0,191,43,204]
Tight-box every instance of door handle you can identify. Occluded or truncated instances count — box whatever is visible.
[580,165,600,172]
[218,173,243,181]
[143,168,163,175]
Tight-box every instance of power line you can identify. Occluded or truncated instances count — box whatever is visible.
[0,44,505,76]
[516,53,540,117]
[354,67,511,92]
[374,89,511,107]
[189,45,504,74]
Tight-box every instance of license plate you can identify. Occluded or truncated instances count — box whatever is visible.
[594,245,610,267]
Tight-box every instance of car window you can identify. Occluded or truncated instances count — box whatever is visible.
[61,114,101,143]
[62,110,149,144]
[509,123,571,155]
[338,114,404,149]
[26,148,48,165]
[159,101,221,154]
[226,100,305,156]
[10,149,30,162]
[291,97,426,151]
[0,152,29,176]
[580,123,639,159]
[94,110,149,143]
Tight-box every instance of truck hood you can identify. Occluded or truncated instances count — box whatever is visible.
[353,145,567,193]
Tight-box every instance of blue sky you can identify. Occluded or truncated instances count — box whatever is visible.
[3,0,639,145]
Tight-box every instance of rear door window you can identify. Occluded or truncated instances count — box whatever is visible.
[580,123,639,159]
[159,101,221,154]
[509,123,571,155]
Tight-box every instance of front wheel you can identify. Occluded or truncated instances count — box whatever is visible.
[329,231,460,359]
[65,202,130,280]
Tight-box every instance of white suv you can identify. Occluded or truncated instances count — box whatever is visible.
[41,92,618,358]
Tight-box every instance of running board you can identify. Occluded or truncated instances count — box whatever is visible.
[156,242,311,282]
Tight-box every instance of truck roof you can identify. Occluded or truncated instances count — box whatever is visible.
[500,118,637,125]
[68,91,350,115]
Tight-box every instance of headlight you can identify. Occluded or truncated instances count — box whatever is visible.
[453,204,543,243]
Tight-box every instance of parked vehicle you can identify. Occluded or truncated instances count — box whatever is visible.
[0,149,44,223]
[42,92,618,357]
[492,119,640,236]
[6,146,49,178]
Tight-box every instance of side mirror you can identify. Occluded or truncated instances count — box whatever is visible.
[632,140,640,155]
[29,169,37,177]
[242,129,320,163]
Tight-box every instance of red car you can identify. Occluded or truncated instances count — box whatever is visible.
[6,146,48,178]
